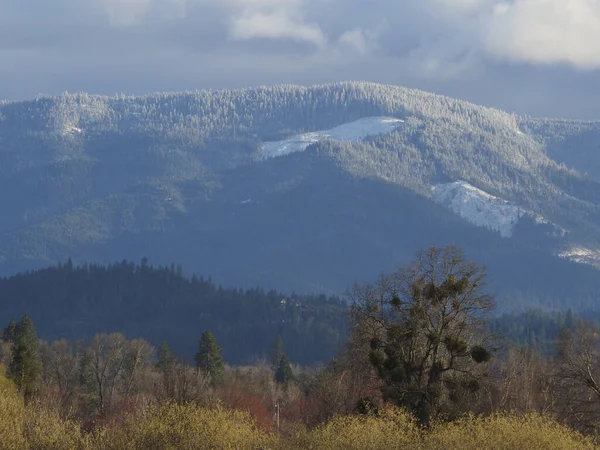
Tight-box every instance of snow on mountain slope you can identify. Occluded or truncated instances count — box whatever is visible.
[433,181,527,238]
[559,247,600,269]
[261,117,404,158]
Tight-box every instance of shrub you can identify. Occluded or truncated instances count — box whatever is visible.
[97,402,277,450]
[291,407,419,450]
[424,413,596,450]
[0,375,27,450]
[23,401,88,450]
[0,375,87,450]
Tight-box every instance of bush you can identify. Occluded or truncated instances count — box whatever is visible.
[23,401,87,450]
[0,372,86,450]
[424,413,596,450]
[1,370,595,450]
[291,407,419,450]
[97,402,277,450]
[284,409,595,450]
[0,374,27,450]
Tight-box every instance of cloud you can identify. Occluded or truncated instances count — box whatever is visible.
[485,0,600,69]
[4,0,600,68]
[94,0,204,26]
[228,0,325,46]
[338,29,369,54]
[1,0,600,118]
[99,0,153,26]
[230,11,325,45]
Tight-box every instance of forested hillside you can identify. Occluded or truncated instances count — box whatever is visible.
[0,259,597,367]
[2,82,600,311]
[0,260,346,365]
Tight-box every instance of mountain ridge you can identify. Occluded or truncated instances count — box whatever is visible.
[2,82,600,311]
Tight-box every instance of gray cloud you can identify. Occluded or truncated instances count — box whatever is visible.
[0,0,600,118]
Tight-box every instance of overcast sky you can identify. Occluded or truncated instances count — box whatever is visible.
[1,0,600,119]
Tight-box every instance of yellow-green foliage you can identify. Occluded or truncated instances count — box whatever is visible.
[98,402,277,450]
[23,401,87,450]
[0,374,27,450]
[0,370,595,450]
[424,413,597,450]
[0,370,86,450]
[292,408,419,450]
[289,408,596,450]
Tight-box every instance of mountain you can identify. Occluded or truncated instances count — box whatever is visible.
[2,82,600,312]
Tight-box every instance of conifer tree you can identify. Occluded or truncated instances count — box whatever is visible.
[195,331,224,384]
[275,353,294,384]
[156,341,177,373]
[8,315,41,395]
[271,335,284,370]
[2,319,16,343]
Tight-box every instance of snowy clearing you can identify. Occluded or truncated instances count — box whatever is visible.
[62,125,83,136]
[559,247,600,269]
[433,181,527,238]
[261,117,404,158]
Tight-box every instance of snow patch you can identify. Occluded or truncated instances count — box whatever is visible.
[262,116,404,158]
[63,125,83,136]
[559,247,600,268]
[433,181,527,238]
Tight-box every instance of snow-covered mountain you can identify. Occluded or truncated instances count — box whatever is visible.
[432,180,566,238]
[432,181,527,238]
[4,82,600,312]
[431,181,600,269]
[261,116,404,158]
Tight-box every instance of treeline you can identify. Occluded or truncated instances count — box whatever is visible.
[0,82,519,143]
[0,259,347,366]
[487,309,600,355]
[0,314,598,448]
[1,258,599,369]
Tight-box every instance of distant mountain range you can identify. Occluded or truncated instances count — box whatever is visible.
[2,82,600,312]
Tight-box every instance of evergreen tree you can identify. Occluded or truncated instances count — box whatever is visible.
[195,331,224,384]
[156,341,176,373]
[8,315,41,395]
[2,319,16,343]
[275,353,294,384]
[156,341,178,399]
[271,335,284,370]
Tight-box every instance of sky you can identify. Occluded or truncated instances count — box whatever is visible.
[1,0,600,119]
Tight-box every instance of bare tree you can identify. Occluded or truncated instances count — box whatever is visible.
[486,347,557,416]
[41,339,82,407]
[82,333,127,416]
[174,361,210,404]
[120,338,155,397]
[556,320,600,432]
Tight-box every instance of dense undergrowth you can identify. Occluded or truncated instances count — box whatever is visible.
[0,371,595,450]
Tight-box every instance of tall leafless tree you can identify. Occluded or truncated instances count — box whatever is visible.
[556,320,600,432]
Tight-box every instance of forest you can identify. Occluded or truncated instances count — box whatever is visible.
[0,259,346,366]
[1,245,600,449]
